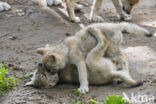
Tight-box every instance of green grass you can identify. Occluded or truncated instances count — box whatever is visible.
[88,95,129,104]
[72,95,129,104]
[102,95,129,104]
[88,99,99,104]
[25,72,34,78]
[71,95,129,104]
[73,89,81,96]
[71,99,83,104]
[0,64,18,92]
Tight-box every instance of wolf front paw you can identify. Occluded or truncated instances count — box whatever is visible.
[78,85,89,94]
[91,16,104,22]
[53,0,62,6]
[0,1,11,11]
[120,14,132,21]
[46,0,62,6]
[71,17,80,22]
[46,0,54,6]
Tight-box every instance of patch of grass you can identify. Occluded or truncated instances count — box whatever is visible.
[0,64,18,92]
[71,99,83,104]
[25,72,34,78]
[88,99,99,104]
[73,88,81,96]
[102,95,129,104]
[88,95,129,104]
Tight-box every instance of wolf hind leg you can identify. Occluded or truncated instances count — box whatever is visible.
[112,0,132,21]
[66,0,80,22]
[87,27,109,57]
[112,71,143,87]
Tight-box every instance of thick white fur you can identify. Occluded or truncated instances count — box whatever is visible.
[29,22,150,93]
[0,1,11,11]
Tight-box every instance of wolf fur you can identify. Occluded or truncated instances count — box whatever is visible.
[86,27,143,86]
[30,22,151,93]
[25,63,59,88]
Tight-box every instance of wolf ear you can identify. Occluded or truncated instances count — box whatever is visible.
[37,48,50,55]
[49,54,56,62]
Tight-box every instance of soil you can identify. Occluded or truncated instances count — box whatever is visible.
[0,0,156,104]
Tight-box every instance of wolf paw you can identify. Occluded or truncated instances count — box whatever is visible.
[46,0,62,6]
[120,14,132,21]
[46,0,54,6]
[91,16,104,22]
[71,17,80,22]
[53,0,62,6]
[0,1,11,11]
[78,85,89,94]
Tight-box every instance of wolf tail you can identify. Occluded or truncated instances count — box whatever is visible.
[119,22,153,37]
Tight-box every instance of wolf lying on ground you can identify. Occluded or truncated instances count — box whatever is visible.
[44,0,139,22]
[0,1,11,11]
[26,22,152,93]
[25,63,59,88]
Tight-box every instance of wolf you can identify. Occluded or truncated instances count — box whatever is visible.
[28,22,152,93]
[86,27,142,86]
[90,0,139,22]
[25,63,59,88]
[26,27,144,91]
[44,0,139,22]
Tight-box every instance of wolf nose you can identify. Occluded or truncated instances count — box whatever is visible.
[38,63,43,67]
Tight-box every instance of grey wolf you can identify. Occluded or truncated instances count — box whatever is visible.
[44,0,139,22]
[26,22,152,93]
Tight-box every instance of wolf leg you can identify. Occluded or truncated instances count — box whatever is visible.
[90,0,104,22]
[66,0,80,22]
[0,1,11,11]
[112,71,143,87]
[112,0,132,21]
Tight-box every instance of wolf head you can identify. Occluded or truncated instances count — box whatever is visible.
[122,0,139,14]
[25,62,59,88]
[36,46,66,74]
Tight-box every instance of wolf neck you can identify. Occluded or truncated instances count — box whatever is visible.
[52,41,69,65]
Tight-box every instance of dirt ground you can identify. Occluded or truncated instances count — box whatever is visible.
[0,0,156,104]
